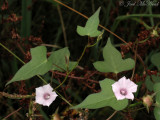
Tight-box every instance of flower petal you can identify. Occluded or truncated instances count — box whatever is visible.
[114,92,126,100]
[42,84,53,92]
[112,82,120,93]
[36,95,45,104]
[43,92,58,107]
[36,87,45,97]
[127,80,138,93]
[125,93,134,100]
[35,84,58,107]
[118,76,127,88]
[112,76,138,101]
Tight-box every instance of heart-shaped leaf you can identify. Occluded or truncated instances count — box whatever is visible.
[77,7,101,37]
[93,38,135,74]
[151,52,160,70]
[72,78,128,110]
[6,46,52,85]
[48,47,77,72]
[145,74,160,91]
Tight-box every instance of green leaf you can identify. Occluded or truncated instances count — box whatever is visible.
[154,83,160,92]
[72,78,128,110]
[154,107,160,120]
[145,74,160,91]
[6,46,52,85]
[48,47,77,72]
[93,38,135,74]
[154,83,160,105]
[145,76,154,91]
[77,7,101,37]
[151,52,160,70]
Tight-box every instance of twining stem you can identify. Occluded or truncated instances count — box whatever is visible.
[57,4,68,46]
[0,92,35,99]
[55,30,104,90]
[2,107,22,120]
[0,43,25,64]
[0,42,72,106]
[53,0,128,44]
[56,91,73,106]
[55,45,88,90]
[131,41,138,81]
[53,0,146,73]
[0,42,47,84]
[106,110,118,120]
[127,101,143,109]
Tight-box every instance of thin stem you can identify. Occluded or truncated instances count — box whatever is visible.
[52,71,99,83]
[56,90,73,106]
[131,18,151,30]
[148,6,154,27]
[115,73,118,81]
[41,43,61,48]
[55,45,88,89]
[0,42,47,84]
[0,43,25,64]
[106,110,117,120]
[53,0,128,44]
[127,101,143,108]
[129,107,145,112]
[131,41,138,81]
[0,43,71,106]
[57,4,68,46]
[2,107,22,120]
[53,0,146,72]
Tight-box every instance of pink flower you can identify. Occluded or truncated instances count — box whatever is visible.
[35,84,58,107]
[112,76,138,100]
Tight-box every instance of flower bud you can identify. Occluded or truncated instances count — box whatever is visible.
[150,29,159,37]
[142,95,153,112]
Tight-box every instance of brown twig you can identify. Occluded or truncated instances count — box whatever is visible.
[53,0,128,44]
[53,0,146,73]
[106,110,118,120]
[51,70,99,83]
[2,107,22,120]
[131,41,138,81]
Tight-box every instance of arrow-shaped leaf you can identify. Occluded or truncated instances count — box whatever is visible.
[93,38,135,74]
[72,78,128,110]
[6,46,52,85]
[48,47,77,72]
[77,7,101,37]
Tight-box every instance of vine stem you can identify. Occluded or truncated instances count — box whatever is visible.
[131,41,138,81]
[55,45,88,90]
[0,42,72,106]
[53,0,146,73]
[53,0,128,44]
[106,110,117,120]
[2,107,22,120]
[0,43,25,64]
[0,43,47,84]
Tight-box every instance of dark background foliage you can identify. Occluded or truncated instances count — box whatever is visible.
[0,0,160,119]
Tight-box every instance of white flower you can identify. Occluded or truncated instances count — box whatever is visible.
[112,76,138,100]
[35,84,58,107]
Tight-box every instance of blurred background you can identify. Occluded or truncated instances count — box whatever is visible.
[0,0,160,119]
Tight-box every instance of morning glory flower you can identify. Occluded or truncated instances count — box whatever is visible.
[112,76,138,100]
[35,84,58,107]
